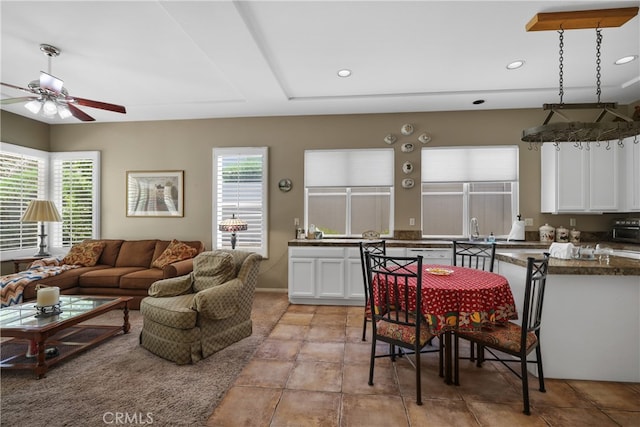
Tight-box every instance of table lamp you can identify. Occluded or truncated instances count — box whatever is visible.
[218,214,248,249]
[20,200,62,257]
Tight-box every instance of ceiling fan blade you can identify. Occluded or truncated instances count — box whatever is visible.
[40,71,64,94]
[71,96,126,114]
[1,81,34,95]
[0,96,37,105]
[67,103,95,122]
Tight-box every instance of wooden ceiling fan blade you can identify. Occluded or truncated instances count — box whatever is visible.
[40,71,64,94]
[72,97,126,114]
[67,103,95,122]
[0,96,37,105]
[1,81,34,95]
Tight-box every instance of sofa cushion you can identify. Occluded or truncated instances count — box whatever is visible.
[120,268,165,290]
[88,239,124,266]
[140,294,198,329]
[62,241,106,267]
[152,240,204,262]
[78,267,146,288]
[115,240,157,268]
[192,251,235,292]
[151,239,198,269]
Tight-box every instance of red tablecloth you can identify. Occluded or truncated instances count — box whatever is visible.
[372,264,517,335]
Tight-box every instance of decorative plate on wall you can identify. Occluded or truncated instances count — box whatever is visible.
[402,161,413,174]
[401,123,414,136]
[418,133,431,144]
[401,142,414,153]
[278,178,292,192]
[384,134,397,144]
[402,178,415,189]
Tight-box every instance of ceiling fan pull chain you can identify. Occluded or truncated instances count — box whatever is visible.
[595,28,603,104]
[557,28,564,104]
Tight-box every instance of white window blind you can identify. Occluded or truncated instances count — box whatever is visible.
[422,146,518,182]
[305,149,394,187]
[0,143,47,254]
[50,151,100,246]
[213,147,268,257]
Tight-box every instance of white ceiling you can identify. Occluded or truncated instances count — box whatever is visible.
[1,1,639,124]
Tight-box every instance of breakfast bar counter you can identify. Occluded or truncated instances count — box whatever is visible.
[495,252,640,383]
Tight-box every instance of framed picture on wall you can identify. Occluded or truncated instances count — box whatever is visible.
[126,170,184,217]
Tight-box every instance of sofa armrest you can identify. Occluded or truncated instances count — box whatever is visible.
[148,274,193,297]
[162,258,195,279]
[191,278,243,320]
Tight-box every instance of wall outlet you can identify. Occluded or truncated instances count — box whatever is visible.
[569,218,576,227]
[409,218,415,226]
[294,218,299,227]
[524,218,533,226]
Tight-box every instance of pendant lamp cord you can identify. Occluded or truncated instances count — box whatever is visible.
[557,28,564,105]
[595,27,602,104]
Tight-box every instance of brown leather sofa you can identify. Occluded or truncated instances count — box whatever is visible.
[23,239,205,309]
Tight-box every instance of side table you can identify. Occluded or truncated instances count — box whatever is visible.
[11,257,45,273]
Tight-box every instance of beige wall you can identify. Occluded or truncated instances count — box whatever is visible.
[1,108,632,287]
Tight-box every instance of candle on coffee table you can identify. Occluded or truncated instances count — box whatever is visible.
[37,287,59,307]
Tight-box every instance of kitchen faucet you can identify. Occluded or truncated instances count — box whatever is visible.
[470,217,480,240]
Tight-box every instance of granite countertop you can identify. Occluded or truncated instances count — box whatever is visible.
[496,252,640,276]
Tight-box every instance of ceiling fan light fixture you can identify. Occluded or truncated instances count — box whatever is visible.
[57,105,72,119]
[24,99,42,114]
[614,55,638,65]
[42,99,58,116]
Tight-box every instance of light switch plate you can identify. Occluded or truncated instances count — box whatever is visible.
[524,218,533,226]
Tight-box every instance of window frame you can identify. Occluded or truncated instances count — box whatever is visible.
[212,147,269,258]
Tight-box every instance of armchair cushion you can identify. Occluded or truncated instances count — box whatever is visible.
[148,274,194,298]
[192,251,235,292]
[191,278,243,320]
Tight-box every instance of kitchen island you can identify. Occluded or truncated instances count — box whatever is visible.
[495,252,640,383]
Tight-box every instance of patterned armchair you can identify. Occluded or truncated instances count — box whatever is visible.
[139,250,262,364]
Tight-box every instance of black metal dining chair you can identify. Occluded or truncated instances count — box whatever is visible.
[358,240,386,341]
[456,253,550,415]
[364,252,435,405]
[452,240,497,272]
[452,240,497,362]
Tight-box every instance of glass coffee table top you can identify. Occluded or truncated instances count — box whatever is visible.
[0,296,121,328]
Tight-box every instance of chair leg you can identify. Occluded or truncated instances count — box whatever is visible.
[535,345,546,393]
[415,345,422,405]
[454,333,460,385]
[362,316,368,341]
[368,336,376,386]
[470,342,475,362]
[438,336,444,378]
[521,356,531,415]
[476,344,484,367]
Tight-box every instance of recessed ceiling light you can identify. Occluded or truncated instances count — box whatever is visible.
[614,55,638,65]
[472,99,485,105]
[337,69,352,78]
[506,60,525,70]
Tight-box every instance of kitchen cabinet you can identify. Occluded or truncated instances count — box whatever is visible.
[541,142,618,213]
[620,140,640,212]
[405,248,452,265]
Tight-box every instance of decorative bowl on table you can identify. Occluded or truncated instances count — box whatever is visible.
[425,268,454,276]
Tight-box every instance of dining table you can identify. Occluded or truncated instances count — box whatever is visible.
[371,264,518,385]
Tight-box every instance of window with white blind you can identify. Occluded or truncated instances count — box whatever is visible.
[304,149,394,237]
[421,146,519,239]
[0,143,100,258]
[213,147,268,258]
[50,152,101,246]
[0,143,47,255]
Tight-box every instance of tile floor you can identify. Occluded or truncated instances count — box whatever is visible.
[207,303,640,426]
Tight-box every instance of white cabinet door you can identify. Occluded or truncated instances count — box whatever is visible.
[346,257,365,300]
[288,257,315,297]
[541,143,618,212]
[621,141,640,212]
[589,146,618,211]
[316,258,345,298]
[405,248,452,265]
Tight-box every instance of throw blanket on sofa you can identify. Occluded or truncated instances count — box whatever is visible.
[1,258,78,307]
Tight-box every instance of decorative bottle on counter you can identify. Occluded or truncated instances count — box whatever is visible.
[539,223,555,242]
[555,226,569,243]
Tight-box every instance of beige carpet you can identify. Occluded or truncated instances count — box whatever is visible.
[0,291,289,426]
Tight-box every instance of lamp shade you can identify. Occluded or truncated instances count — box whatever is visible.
[20,200,62,223]
[218,214,248,232]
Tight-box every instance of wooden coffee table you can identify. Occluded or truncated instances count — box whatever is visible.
[0,295,131,379]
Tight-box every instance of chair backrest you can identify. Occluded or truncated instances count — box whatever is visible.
[359,240,386,300]
[364,252,424,333]
[520,253,550,343]
[452,241,496,272]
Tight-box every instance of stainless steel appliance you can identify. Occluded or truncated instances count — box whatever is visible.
[612,218,640,243]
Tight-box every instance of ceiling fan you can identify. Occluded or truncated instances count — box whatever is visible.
[0,44,126,122]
